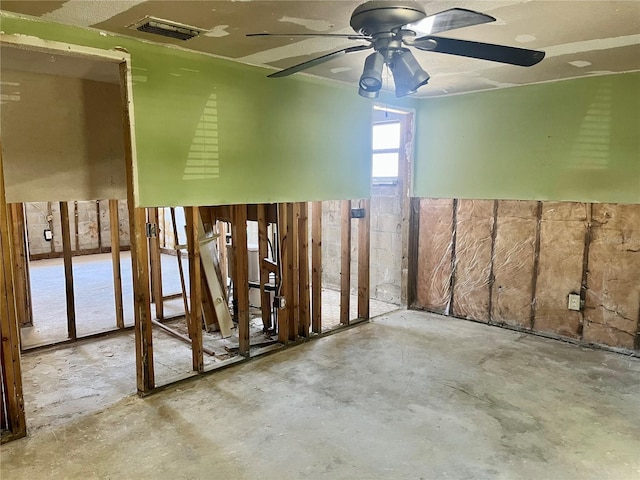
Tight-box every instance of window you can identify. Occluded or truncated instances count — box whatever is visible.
[372,121,401,183]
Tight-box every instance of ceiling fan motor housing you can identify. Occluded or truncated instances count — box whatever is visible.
[350,1,426,35]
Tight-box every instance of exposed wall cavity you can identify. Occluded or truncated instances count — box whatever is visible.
[414,198,640,351]
[24,201,130,259]
[322,191,404,305]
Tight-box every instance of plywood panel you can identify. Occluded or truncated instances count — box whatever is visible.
[416,199,453,313]
[452,200,493,321]
[583,204,640,349]
[1,70,126,202]
[534,202,587,338]
[491,200,537,327]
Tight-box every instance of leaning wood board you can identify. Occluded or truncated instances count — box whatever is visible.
[197,214,233,338]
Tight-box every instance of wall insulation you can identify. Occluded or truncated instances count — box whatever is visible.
[414,199,640,351]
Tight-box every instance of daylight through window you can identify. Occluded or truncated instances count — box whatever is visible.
[372,121,401,183]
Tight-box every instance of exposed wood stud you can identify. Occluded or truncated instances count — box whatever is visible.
[96,200,103,253]
[447,199,459,316]
[578,203,593,340]
[47,202,55,254]
[9,203,32,327]
[217,221,228,299]
[148,208,164,320]
[232,205,250,357]
[170,207,191,325]
[311,201,322,334]
[257,204,272,331]
[0,144,27,442]
[299,202,311,337]
[277,203,290,344]
[407,198,420,309]
[109,200,124,329]
[529,201,543,330]
[120,60,154,393]
[290,203,300,341]
[487,200,499,324]
[185,207,204,372]
[59,201,77,341]
[340,200,352,325]
[357,199,371,320]
[73,201,79,252]
[398,113,414,306]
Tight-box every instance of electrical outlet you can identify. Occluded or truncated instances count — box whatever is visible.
[43,229,53,241]
[568,293,581,311]
[274,296,286,310]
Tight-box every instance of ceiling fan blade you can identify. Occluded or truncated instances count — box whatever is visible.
[412,36,545,67]
[247,33,370,40]
[267,44,372,78]
[407,8,495,37]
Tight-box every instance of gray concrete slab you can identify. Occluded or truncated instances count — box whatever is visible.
[2,310,639,479]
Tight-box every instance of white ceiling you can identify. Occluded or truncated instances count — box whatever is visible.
[2,0,639,97]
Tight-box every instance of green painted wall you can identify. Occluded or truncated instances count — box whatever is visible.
[1,14,374,206]
[414,72,640,204]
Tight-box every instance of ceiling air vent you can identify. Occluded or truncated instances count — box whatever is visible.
[129,17,202,41]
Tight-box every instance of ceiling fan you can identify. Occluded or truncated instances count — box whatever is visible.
[247,1,545,98]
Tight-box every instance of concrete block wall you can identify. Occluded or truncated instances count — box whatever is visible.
[322,184,404,305]
[415,198,640,351]
[25,201,130,258]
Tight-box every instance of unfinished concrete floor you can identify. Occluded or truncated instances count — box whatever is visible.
[3,310,639,479]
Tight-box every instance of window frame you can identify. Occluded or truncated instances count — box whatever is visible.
[371,120,402,186]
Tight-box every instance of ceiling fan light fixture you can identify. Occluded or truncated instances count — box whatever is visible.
[390,49,430,97]
[358,51,385,98]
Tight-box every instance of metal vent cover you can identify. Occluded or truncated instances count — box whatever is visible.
[129,16,202,41]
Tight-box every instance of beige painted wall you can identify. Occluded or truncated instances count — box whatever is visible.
[1,70,126,202]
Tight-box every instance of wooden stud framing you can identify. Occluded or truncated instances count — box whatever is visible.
[357,199,370,320]
[406,198,421,308]
[340,200,352,325]
[170,207,191,325]
[0,144,27,443]
[298,202,311,337]
[311,201,322,334]
[185,207,204,372]
[529,201,543,330]
[109,200,125,329]
[231,205,250,356]
[447,199,459,316]
[96,200,103,252]
[148,208,164,320]
[398,113,414,306]
[59,201,77,340]
[120,60,154,393]
[290,203,300,341]
[257,204,272,330]
[9,203,31,327]
[73,201,79,252]
[46,202,55,254]
[277,203,290,344]
[217,221,228,297]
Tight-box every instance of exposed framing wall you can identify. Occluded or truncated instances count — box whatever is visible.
[24,200,130,259]
[1,144,27,443]
[413,198,640,351]
[0,35,153,438]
